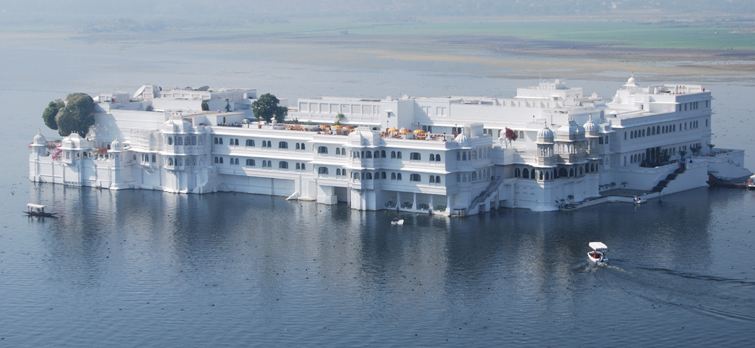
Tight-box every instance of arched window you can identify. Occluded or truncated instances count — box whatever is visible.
[539,171,543,180]
[191,136,196,145]
[435,154,441,162]
[168,158,174,165]
[391,172,396,180]
[354,172,360,180]
[296,143,300,150]
[176,137,183,145]
[410,174,421,182]
[545,172,550,180]
[296,163,300,170]
[301,163,305,170]
[278,142,288,149]
[262,161,267,168]
[246,139,255,146]
[559,168,568,177]
[522,168,529,179]
[246,159,255,166]
[391,151,396,158]
[301,143,305,150]
[337,168,341,175]
[152,154,156,162]
[366,173,372,180]
[279,161,288,169]
[365,151,372,158]
[318,167,328,174]
[436,176,441,183]
[382,172,386,179]
[235,139,239,146]
[318,146,328,154]
[430,154,435,161]
[262,141,267,148]
[397,173,402,180]
[430,176,435,183]
[397,152,402,159]
[341,148,345,155]
[266,141,271,147]
[462,152,467,161]
[579,167,583,175]
[167,137,173,145]
[214,137,218,144]
[410,152,421,160]
[219,138,223,145]
[381,150,386,158]
[569,168,574,177]
[235,158,239,165]
[214,157,218,164]
[336,148,341,155]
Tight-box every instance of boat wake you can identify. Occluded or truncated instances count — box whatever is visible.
[635,266,755,287]
[622,288,755,323]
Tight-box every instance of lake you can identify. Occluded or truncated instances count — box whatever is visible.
[1,34,754,346]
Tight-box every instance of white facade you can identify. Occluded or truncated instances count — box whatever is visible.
[29,78,751,214]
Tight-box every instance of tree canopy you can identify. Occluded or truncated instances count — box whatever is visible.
[42,99,64,130]
[42,93,95,137]
[252,93,287,124]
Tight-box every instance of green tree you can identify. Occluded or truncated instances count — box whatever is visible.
[252,93,287,124]
[335,113,345,125]
[55,93,95,137]
[42,99,64,130]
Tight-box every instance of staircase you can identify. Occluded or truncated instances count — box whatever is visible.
[461,176,504,215]
[651,163,685,193]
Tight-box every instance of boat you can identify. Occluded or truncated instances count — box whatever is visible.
[633,196,645,204]
[391,217,404,225]
[587,242,608,263]
[23,203,58,218]
[747,176,755,190]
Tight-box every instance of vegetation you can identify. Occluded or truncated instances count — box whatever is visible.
[335,113,345,126]
[42,100,64,130]
[252,93,287,124]
[42,93,95,137]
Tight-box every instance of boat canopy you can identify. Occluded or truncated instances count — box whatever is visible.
[27,203,46,209]
[589,242,608,251]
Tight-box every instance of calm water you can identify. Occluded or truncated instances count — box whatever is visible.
[1,37,755,346]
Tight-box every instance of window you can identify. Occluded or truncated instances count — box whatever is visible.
[391,172,396,180]
[262,161,267,167]
[365,173,373,180]
[191,136,196,145]
[337,168,341,175]
[235,139,239,146]
[397,152,402,159]
[214,157,218,164]
[167,137,173,145]
[300,143,305,150]
[279,142,288,149]
[279,161,288,169]
[214,137,218,144]
[435,154,441,162]
[374,151,379,158]
[353,173,360,180]
[341,148,345,155]
[219,138,223,145]
[262,141,267,148]
[435,176,441,183]
[168,158,174,166]
[430,176,435,183]
[318,146,328,154]
[336,148,341,155]
[176,137,183,145]
[151,154,156,162]
[430,154,435,161]
[246,139,255,146]
[410,152,421,160]
[391,151,396,158]
[246,159,255,166]
[300,163,305,170]
[365,151,372,158]
[220,158,224,164]
[296,163,300,170]
[410,174,421,182]
[296,143,300,150]
[397,173,402,180]
[381,150,386,158]
[382,172,386,179]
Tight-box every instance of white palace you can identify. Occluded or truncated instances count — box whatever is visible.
[29,76,751,215]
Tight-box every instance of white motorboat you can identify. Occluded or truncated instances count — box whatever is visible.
[633,196,645,204]
[587,242,608,263]
[391,218,404,225]
[747,176,755,190]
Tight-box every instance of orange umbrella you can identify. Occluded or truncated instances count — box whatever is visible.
[413,129,425,134]
[386,128,399,133]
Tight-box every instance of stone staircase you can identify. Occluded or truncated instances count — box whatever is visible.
[460,176,504,215]
[651,163,686,193]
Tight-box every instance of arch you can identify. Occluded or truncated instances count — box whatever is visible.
[336,168,341,175]
[296,143,300,150]
[539,171,543,180]
[300,143,305,150]
[246,139,255,146]
[167,137,173,145]
[279,161,288,169]
[176,137,183,145]
[569,168,574,177]
[296,163,300,170]
[234,139,239,146]
[318,146,328,154]
[462,152,467,161]
[522,168,529,179]
[246,159,255,166]
[214,137,218,144]
[559,168,568,177]
[382,172,386,179]
[220,138,224,145]
[430,176,435,183]
[397,152,402,159]
[391,151,396,158]
[397,173,402,180]
[391,172,396,180]
[365,151,372,158]
[545,172,550,180]
[381,150,386,158]
[336,148,340,155]
[318,167,328,174]
[436,176,441,184]
[278,141,288,149]
[435,154,441,162]
[366,172,373,180]
[430,154,435,161]
[374,151,379,158]
[515,168,520,177]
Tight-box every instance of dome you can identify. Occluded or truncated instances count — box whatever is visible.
[454,133,470,145]
[110,136,123,151]
[624,73,638,87]
[583,114,599,135]
[537,124,554,141]
[33,129,46,145]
